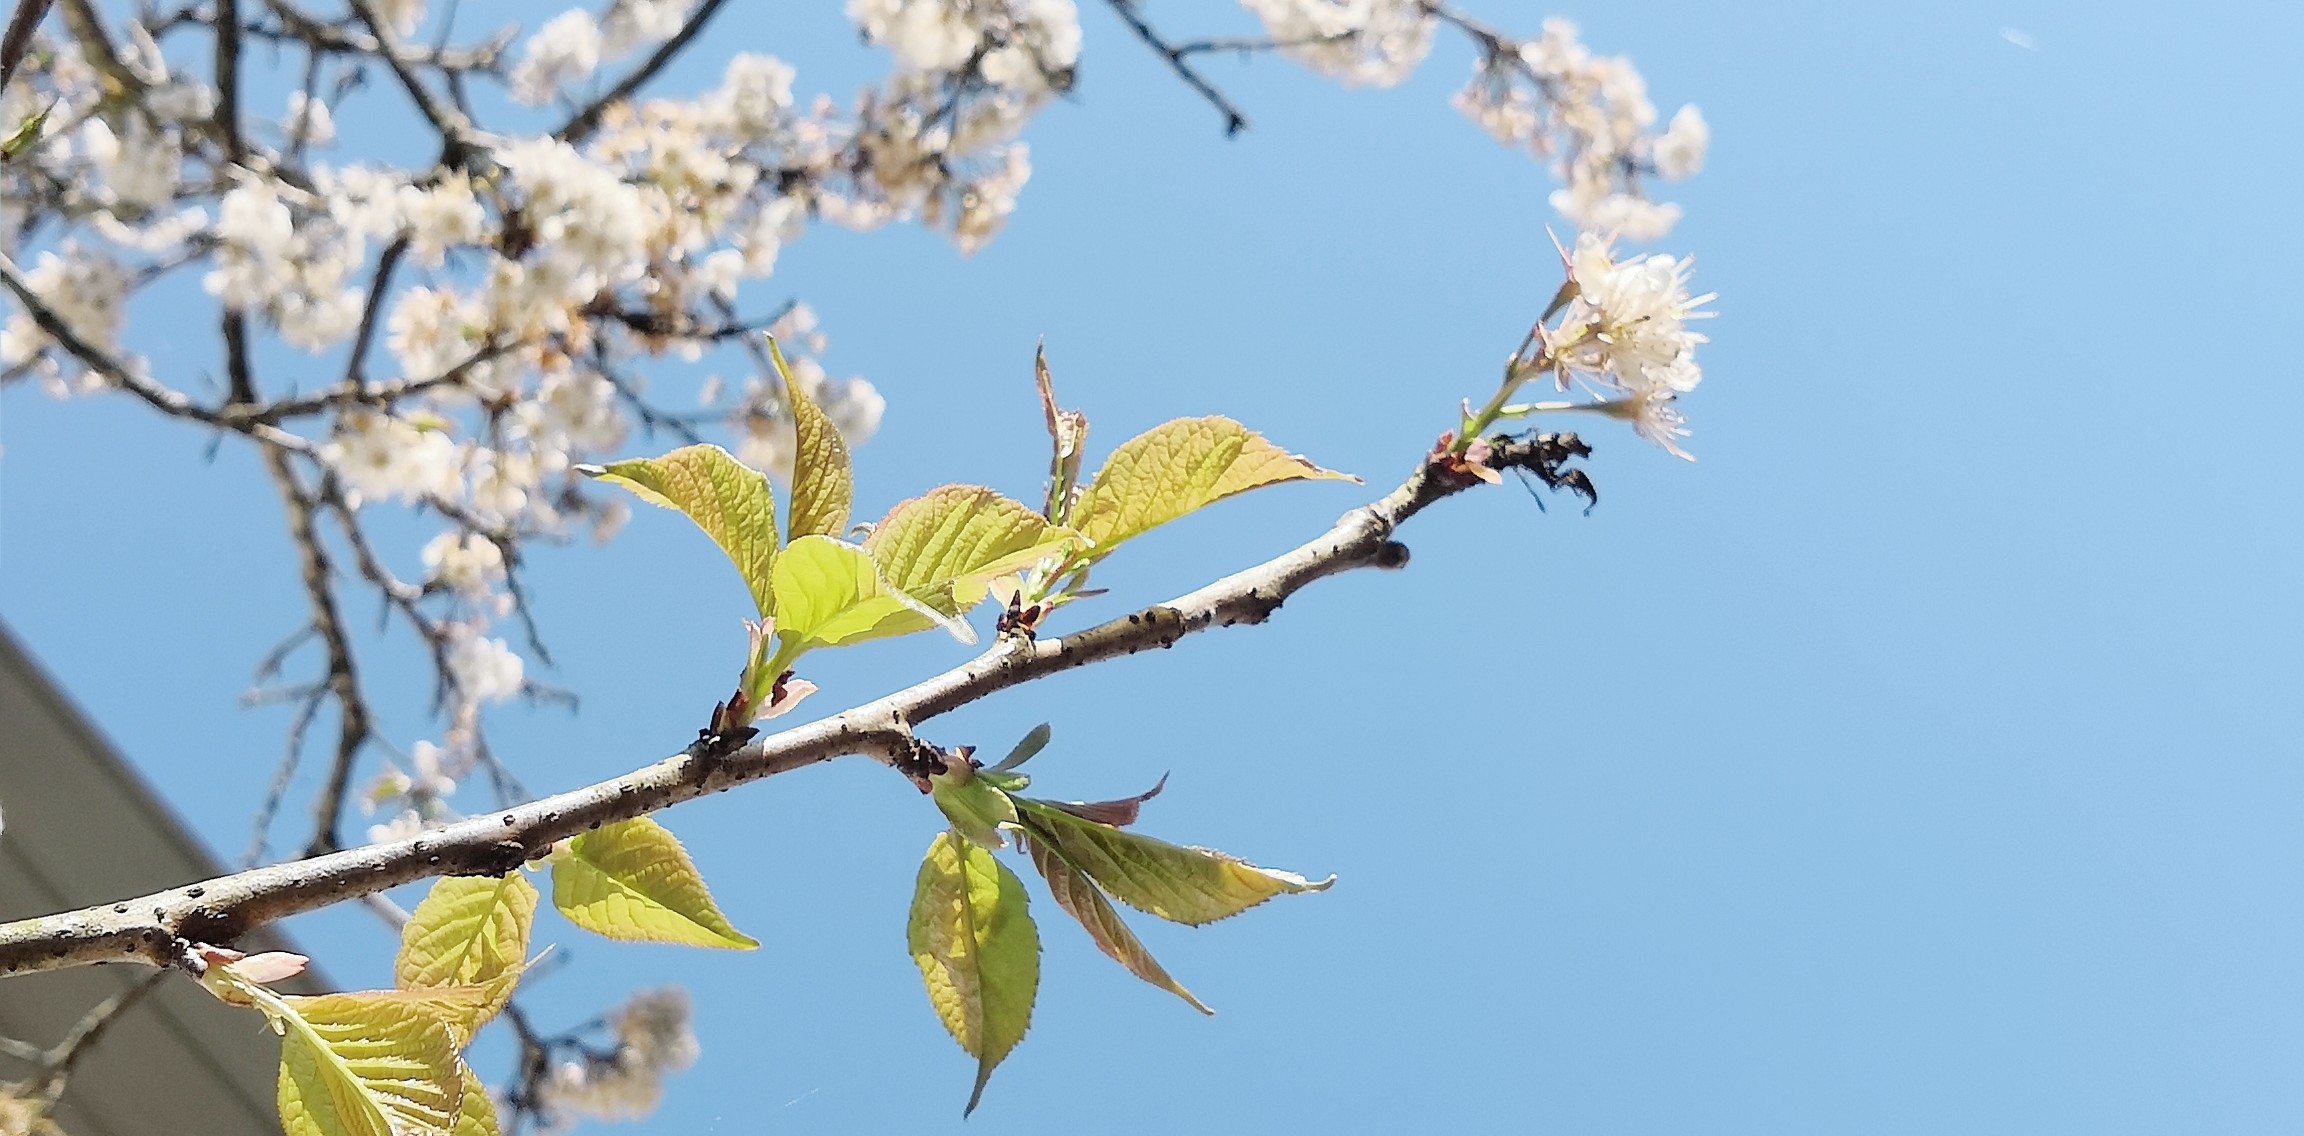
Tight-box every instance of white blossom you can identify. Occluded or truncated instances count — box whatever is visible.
[538,988,699,1124]
[447,633,525,704]
[1555,233,1714,397]
[511,10,604,106]
[322,411,463,505]
[421,532,506,596]
[1652,104,1709,180]
[1241,0,1434,87]
[0,246,131,376]
[603,0,696,57]
[285,90,336,147]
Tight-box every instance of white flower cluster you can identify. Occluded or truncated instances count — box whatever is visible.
[1538,234,1716,459]
[205,175,366,350]
[1240,0,1435,87]
[538,987,701,1124]
[836,0,1078,250]
[0,246,130,391]
[1452,19,1707,241]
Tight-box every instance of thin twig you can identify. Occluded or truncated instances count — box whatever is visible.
[554,0,730,145]
[1100,0,1251,136]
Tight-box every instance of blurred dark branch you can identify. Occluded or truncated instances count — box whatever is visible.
[1100,0,1249,136]
[262,450,372,858]
[555,0,729,145]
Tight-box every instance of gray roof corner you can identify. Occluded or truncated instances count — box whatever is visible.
[1,620,332,1136]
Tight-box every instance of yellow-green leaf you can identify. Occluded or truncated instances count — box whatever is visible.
[909,831,1039,1116]
[335,986,499,1049]
[771,337,853,540]
[1013,799,1333,926]
[0,100,53,162]
[1070,417,1356,555]
[586,444,780,616]
[395,874,536,1005]
[551,817,758,949]
[771,533,958,653]
[863,485,1083,617]
[931,767,1019,851]
[450,1063,499,1136]
[1024,836,1212,1015]
[275,992,463,1136]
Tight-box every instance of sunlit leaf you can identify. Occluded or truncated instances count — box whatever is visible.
[450,1063,500,1136]
[274,992,463,1136]
[1013,799,1333,926]
[908,831,1039,1116]
[341,983,514,1049]
[1070,417,1356,555]
[772,337,853,540]
[770,534,958,655]
[1025,836,1212,1015]
[551,817,758,949]
[395,874,536,1017]
[863,485,1083,619]
[584,444,780,616]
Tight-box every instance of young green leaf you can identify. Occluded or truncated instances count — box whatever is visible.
[273,992,464,1136]
[1035,345,1090,525]
[451,1063,500,1136]
[989,723,1052,773]
[1069,417,1357,556]
[909,831,1040,1116]
[584,444,780,617]
[551,817,759,949]
[395,874,536,999]
[770,337,853,540]
[770,534,958,655]
[862,485,1083,618]
[1024,837,1213,1015]
[0,99,53,162]
[930,766,1020,850]
[1013,800,1333,926]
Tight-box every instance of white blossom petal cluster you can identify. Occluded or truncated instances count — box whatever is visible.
[1537,234,1716,459]
[538,987,701,1123]
[0,246,131,390]
[511,9,605,106]
[1451,19,1706,241]
[447,631,526,704]
[1240,0,1435,87]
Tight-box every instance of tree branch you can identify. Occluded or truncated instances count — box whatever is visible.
[1101,0,1251,136]
[554,0,730,146]
[0,443,1552,977]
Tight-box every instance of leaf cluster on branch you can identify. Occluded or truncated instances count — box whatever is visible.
[0,0,1715,1130]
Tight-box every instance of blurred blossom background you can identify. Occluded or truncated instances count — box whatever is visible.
[2,0,2300,1132]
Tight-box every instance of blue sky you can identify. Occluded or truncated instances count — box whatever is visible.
[4,1,2302,1132]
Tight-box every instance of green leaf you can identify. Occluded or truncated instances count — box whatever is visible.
[771,336,853,540]
[770,534,957,655]
[551,817,759,949]
[395,875,536,1006]
[1013,800,1333,926]
[909,831,1040,1116]
[585,444,780,616]
[274,992,463,1136]
[0,100,53,162]
[989,723,1051,773]
[931,767,1019,850]
[450,1063,500,1136]
[862,485,1083,619]
[1070,417,1357,556]
[339,986,499,1050]
[1024,836,1212,1015]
